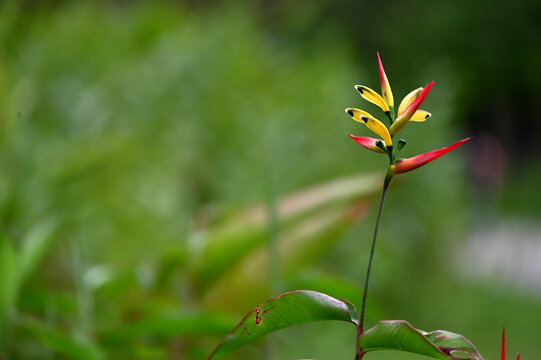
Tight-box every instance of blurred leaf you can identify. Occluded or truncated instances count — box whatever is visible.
[18,217,59,285]
[18,317,104,360]
[100,312,234,344]
[359,320,482,360]
[193,173,381,291]
[0,236,18,319]
[287,268,367,314]
[207,290,358,359]
[203,205,364,311]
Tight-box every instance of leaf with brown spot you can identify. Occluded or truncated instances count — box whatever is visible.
[206,290,359,359]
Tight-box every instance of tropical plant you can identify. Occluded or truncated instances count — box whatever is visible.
[207,54,481,360]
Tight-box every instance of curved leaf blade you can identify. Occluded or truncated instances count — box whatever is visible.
[359,320,483,360]
[425,330,483,359]
[207,290,358,359]
[360,320,448,359]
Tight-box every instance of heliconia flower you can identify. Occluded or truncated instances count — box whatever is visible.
[389,80,434,135]
[347,53,471,177]
[345,108,392,146]
[389,137,471,175]
[377,52,394,108]
[348,135,386,154]
[501,328,520,360]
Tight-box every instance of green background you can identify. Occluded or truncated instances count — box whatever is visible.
[0,1,539,359]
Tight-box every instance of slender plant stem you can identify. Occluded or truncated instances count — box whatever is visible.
[359,174,392,334]
[265,170,280,294]
[264,164,280,360]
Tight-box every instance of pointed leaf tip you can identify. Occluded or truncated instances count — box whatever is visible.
[377,53,394,107]
[390,137,471,175]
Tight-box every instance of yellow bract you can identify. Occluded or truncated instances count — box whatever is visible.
[410,110,432,122]
[347,57,433,144]
[397,88,422,116]
[391,84,433,134]
[354,85,390,113]
[345,108,392,146]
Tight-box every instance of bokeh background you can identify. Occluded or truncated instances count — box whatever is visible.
[0,1,540,359]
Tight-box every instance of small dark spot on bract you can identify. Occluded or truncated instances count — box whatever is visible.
[255,308,261,315]
[255,316,261,325]
[347,110,353,116]
[425,114,430,119]
[357,87,364,94]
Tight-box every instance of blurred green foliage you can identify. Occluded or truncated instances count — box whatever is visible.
[0,1,539,359]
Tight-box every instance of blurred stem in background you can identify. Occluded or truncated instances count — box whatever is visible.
[265,155,280,360]
[71,236,94,340]
[265,164,281,295]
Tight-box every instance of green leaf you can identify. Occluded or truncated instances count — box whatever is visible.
[425,330,483,359]
[17,317,104,360]
[207,290,359,359]
[359,320,483,360]
[0,236,18,319]
[202,207,363,312]
[0,236,18,354]
[18,217,59,285]
[101,312,234,344]
[193,173,381,290]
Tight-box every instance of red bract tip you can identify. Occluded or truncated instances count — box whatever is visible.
[501,328,506,360]
[377,52,393,107]
[516,354,520,360]
[377,52,386,89]
[348,134,386,154]
[403,80,434,118]
[390,137,471,174]
[390,80,435,135]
